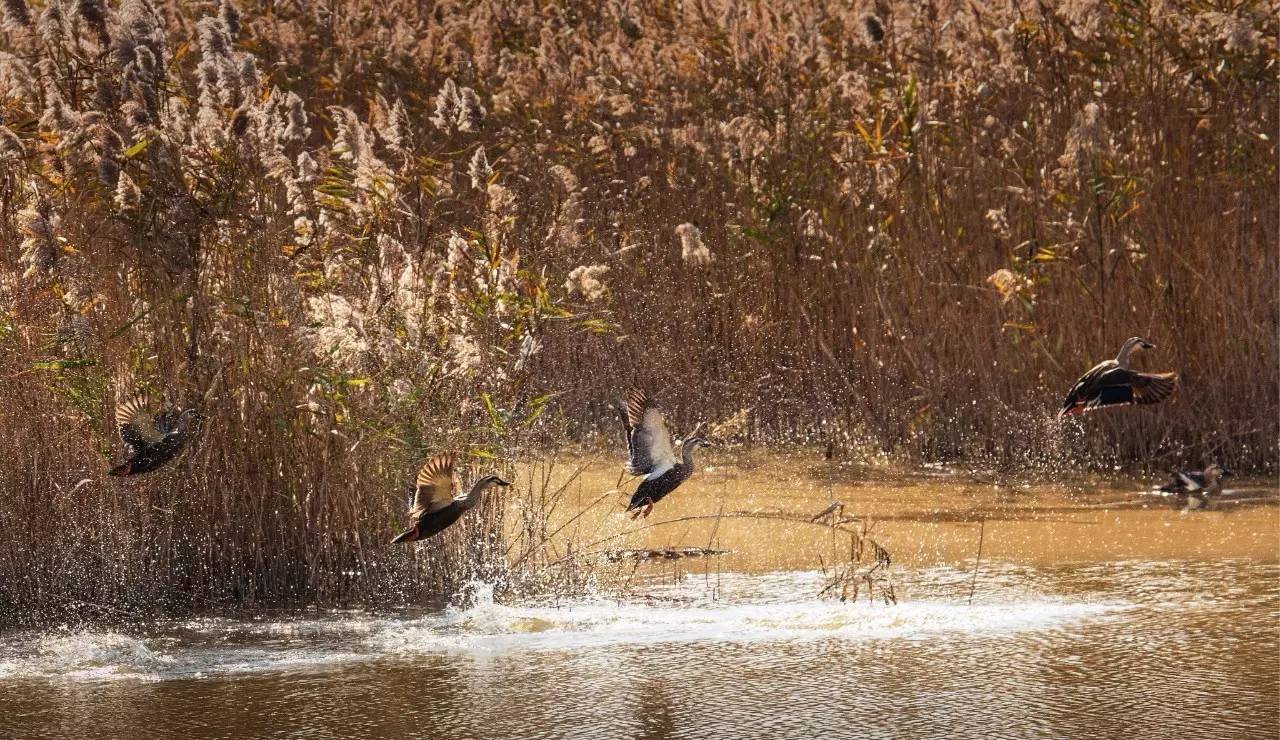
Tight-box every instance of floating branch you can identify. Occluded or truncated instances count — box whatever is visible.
[603,547,732,562]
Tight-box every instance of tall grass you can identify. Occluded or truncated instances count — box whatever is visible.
[0,0,1274,623]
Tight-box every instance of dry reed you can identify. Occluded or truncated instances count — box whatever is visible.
[0,0,1274,623]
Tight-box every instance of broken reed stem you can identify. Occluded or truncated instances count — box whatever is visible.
[969,518,986,606]
[546,509,872,565]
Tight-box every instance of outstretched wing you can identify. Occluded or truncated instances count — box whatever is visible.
[116,396,164,453]
[1086,370,1178,411]
[617,389,677,479]
[1059,361,1116,417]
[1061,363,1177,417]
[1128,371,1179,406]
[411,453,457,515]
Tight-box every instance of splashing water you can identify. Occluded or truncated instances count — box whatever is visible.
[0,567,1128,682]
[2,560,1275,738]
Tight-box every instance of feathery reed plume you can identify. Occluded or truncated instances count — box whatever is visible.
[676,223,713,265]
[1,0,31,29]
[327,105,394,205]
[36,0,67,45]
[565,264,610,302]
[372,94,410,154]
[457,87,486,132]
[17,204,60,280]
[0,52,35,100]
[0,0,1272,626]
[1057,102,1108,180]
[0,125,23,161]
[986,269,1032,305]
[114,171,142,210]
[218,0,240,38]
[304,293,371,374]
[546,164,583,249]
[430,78,461,130]
[985,207,1011,240]
[469,146,491,189]
[76,0,109,45]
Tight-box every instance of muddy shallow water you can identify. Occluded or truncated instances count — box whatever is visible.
[3,454,1277,739]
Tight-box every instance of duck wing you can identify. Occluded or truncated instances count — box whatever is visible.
[116,396,165,453]
[1059,361,1117,417]
[1179,471,1206,491]
[1061,363,1177,416]
[1085,369,1178,411]
[1127,371,1179,406]
[411,452,457,516]
[1160,470,1200,493]
[617,389,678,479]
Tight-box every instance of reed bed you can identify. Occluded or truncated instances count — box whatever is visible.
[0,0,1274,622]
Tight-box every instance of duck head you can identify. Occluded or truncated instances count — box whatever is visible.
[476,474,512,491]
[680,436,714,462]
[1205,464,1233,482]
[1116,337,1156,366]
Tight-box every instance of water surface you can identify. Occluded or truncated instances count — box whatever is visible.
[3,459,1277,738]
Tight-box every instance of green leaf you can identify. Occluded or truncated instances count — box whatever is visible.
[481,392,505,433]
[123,139,150,159]
[33,359,97,371]
[523,393,555,426]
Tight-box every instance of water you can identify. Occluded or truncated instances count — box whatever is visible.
[1,559,1275,738]
[2,462,1277,738]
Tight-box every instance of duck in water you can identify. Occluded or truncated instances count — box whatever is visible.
[391,452,510,543]
[614,388,712,519]
[109,396,201,476]
[1159,464,1233,510]
[1059,337,1178,419]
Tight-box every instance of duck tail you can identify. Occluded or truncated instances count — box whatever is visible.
[390,527,418,544]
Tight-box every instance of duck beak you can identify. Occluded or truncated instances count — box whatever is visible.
[494,477,512,487]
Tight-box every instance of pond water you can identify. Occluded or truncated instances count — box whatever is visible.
[3,457,1277,738]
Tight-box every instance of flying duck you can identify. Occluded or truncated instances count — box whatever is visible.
[614,388,712,519]
[109,396,201,476]
[1059,337,1178,418]
[1159,464,1232,509]
[391,452,510,543]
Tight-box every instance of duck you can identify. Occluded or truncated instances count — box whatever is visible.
[1059,337,1178,418]
[109,396,201,476]
[391,452,510,543]
[1159,464,1233,509]
[614,388,712,519]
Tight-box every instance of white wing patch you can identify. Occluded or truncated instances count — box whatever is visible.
[641,407,677,469]
[1176,472,1202,492]
[645,461,675,480]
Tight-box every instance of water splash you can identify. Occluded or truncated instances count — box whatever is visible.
[0,632,176,682]
[0,568,1132,682]
[373,572,1124,655]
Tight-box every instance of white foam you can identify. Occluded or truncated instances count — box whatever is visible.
[372,592,1122,655]
[0,570,1128,681]
[0,632,177,682]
